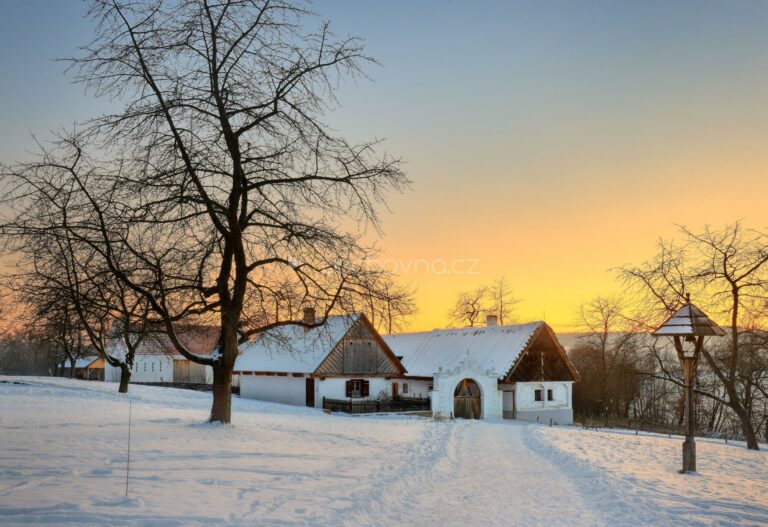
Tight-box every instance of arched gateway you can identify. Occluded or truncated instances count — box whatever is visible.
[453,378,482,419]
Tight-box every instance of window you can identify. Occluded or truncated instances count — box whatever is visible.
[428,385,433,392]
[345,378,369,398]
[143,362,147,372]
[547,389,554,401]
[403,383,409,395]
[159,361,162,372]
[534,389,543,402]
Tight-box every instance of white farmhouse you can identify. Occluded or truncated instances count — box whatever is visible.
[384,315,580,424]
[104,325,220,384]
[234,309,408,407]
[235,309,579,424]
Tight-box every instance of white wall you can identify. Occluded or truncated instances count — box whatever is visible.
[240,375,307,406]
[239,376,417,409]
[317,377,394,403]
[104,354,212,384]
[430,358,502,419]
[516,381,572,411]
[513,381,574,425]
[401,379,432,398]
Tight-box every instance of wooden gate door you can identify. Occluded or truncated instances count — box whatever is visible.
[453,379,482,419]
[173,360,190,383]
[391,382,399,399]
[189,362,206,383]
[306,378,315,407]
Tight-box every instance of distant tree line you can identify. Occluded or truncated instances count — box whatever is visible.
[570,223,768,450]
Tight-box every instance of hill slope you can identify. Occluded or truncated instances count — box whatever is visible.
[0,377,765,526]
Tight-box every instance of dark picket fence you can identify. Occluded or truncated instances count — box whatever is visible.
[323,396,430,414]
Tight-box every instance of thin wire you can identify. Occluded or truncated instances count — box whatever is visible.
[125,399,132,497]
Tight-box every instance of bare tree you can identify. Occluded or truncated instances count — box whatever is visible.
[571,296,641,418]
[345,275,416,334]
[487,276,519,325]
[448,286,488,327]
[620,223,768,449]
[2,1,406,423]
[448,276,519,328]
[1,170,153,392]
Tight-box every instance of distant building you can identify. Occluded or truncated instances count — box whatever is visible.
[104,325,220,384]
[64,356,104,380]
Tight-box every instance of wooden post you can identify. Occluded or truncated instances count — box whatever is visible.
[672,334,703,474]
[681,355,696,473]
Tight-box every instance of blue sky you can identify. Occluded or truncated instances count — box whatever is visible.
[3,1,768,329]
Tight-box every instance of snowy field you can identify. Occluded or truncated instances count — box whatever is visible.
[1,377,766,526]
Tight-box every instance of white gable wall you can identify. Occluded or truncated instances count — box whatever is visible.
[430,357,503,419]
[512,381,573,424]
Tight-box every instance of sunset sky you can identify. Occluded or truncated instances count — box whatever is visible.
[2,1,768,332]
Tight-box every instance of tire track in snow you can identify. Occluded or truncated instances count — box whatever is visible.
[523,425,663,526]
[336,418,459,527]
[361,420,608,527]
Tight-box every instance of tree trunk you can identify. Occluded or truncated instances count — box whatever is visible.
[209,364,232,423]
[118,364,131,393]
[736,409,759,450]
[209,311,239,424]
[69,362,76,379]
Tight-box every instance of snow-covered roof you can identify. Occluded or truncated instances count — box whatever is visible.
[652,303,726,337]
[64,356,101,369]
[383,322,544,379]
[234,314,361,374]
[140,325,221,356]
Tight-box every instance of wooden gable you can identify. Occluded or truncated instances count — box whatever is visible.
[314,315,405,377]
[505,324,579,383]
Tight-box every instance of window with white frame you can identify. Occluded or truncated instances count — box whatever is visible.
[547,389,554,401]
[534,388,543,402]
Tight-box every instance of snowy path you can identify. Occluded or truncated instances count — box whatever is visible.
[1,377,766,526]
[363,420,607,526]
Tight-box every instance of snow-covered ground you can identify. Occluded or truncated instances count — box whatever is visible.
[1,377,766,526]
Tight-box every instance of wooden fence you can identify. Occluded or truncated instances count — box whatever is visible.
[323,396,430,414]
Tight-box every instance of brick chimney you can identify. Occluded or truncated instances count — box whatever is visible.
[486,314,498,327]
[302,307,316,326]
